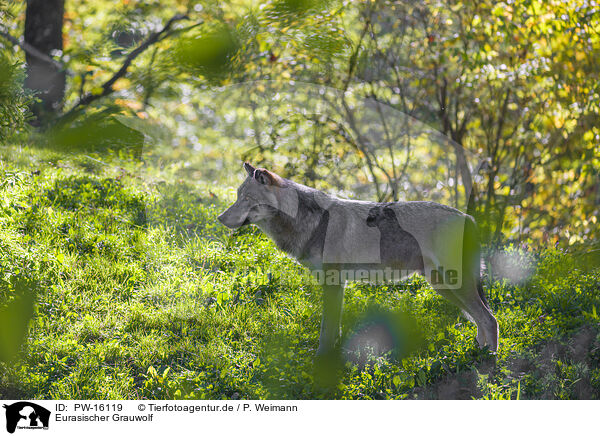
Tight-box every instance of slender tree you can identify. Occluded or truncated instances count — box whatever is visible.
[24,0,65,122]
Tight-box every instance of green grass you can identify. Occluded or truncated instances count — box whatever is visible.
[0,144,599,400]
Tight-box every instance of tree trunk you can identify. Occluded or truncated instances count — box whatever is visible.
[24,0,65,123]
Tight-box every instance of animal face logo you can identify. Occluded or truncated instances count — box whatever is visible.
[2,402,50,434]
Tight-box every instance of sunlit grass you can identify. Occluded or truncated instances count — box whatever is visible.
[0,144,599,400]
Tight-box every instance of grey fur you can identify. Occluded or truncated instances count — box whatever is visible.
[218,163,499,355]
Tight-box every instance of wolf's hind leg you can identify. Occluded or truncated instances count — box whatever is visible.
[453,283,498,352]
[435,288,471,320]
[435,288,486,345]
[317,283,345,356]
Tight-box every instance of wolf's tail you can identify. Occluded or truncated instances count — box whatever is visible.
[464,161,490,309]
[477,275,490,309]
[463,214,490,309]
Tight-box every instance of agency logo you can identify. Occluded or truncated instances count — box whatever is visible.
[2,402,50,434]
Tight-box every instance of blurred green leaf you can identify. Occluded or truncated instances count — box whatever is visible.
[0,280,36,363]
[173,25,239,80]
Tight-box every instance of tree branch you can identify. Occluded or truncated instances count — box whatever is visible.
[341,6,370,92]
[62,14,190,119]
[0,25,67,73]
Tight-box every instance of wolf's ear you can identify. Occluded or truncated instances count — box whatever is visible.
[244,162,256,177]
[254,169,274,185]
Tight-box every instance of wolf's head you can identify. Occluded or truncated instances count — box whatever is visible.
[218,162,298,229]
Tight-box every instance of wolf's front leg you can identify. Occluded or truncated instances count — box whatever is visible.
[316,283,345,356]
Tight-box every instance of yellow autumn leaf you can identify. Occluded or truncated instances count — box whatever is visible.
[113,78,131,91]
[553,115,564,128]
[115,99,143,111]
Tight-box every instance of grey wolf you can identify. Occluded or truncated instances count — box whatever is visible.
[218,163,499,356]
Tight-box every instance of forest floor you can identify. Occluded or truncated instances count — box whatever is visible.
[1,144,599,399]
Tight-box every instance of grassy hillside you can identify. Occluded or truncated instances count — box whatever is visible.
[1,145,599,400]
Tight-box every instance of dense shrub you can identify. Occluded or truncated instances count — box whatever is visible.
[0,48,30,140]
